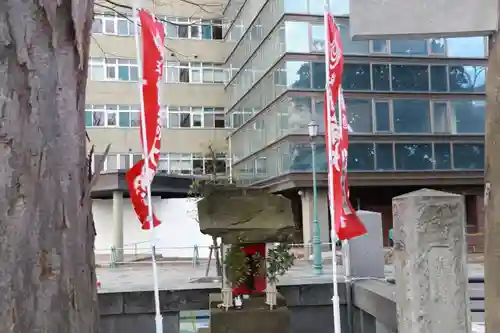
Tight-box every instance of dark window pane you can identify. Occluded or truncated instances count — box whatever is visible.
[430,65,447,92]
[375,102,390,132]
[453,143,484,170]
[391,64,429,91]
[290,62,311,89]
[348,143,375,170]
[290,143,328,172]
[345,99,372,133]
[312,62,326,89]
[390,39,428,56]
[449,65,486,92]
[395,143,433,170]
[430,39,445,55]
[375,143,394,170]
[343,63,371,90]
[372,40,388,53]
[451,100,486,134]
[433,102,449,133]
[393,100,431,133]
[372,64,390,91]
[434,143,451,170]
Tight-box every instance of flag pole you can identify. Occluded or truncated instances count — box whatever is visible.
[324,2,342,333]
[133,6,163,333]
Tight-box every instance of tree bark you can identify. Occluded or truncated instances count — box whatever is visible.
[0,1,98,333]
[485,32,500,333]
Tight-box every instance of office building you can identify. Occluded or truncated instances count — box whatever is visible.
[89,0,486,252]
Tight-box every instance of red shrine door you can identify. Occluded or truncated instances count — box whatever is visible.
[232,243,266,295]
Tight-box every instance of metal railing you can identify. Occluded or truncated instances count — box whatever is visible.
[96,241,343,270]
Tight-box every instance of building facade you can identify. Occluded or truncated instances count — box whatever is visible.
[88,0,486,251]
[224,0,487,249]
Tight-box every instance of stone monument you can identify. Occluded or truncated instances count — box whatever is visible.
[392,189,471,333]
[197,184,295,333]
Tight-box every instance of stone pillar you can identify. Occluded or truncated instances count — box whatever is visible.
[112,191,124,262]
[392,189,471,333]
[343,210,385,279]
[300,189,330,258]
[220,242,233,310]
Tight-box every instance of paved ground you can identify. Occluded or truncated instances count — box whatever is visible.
[96,260,485,294]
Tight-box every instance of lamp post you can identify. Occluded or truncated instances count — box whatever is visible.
[308,120,323,275]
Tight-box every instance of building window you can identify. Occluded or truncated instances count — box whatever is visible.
[165,106,226,128]
[164,17,223,40]
[391,64,429,91]
[166,62,226,84]
[85,105,227,129]
[94,152,230,175]
[392,100,431,133]
[92,14,224,40]
[395,143,433,170]
[88,58,138,81]
[85,105,140,128]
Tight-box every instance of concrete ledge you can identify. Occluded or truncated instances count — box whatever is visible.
[352,281,397,332]
[99,283,348,315]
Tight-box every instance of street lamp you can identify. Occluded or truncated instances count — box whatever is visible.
[308,120,323,275]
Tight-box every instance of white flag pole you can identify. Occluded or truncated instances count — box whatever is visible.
[133,6,163,333]
[324,2,342,333]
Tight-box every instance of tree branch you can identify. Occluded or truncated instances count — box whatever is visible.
[93,2,187,58]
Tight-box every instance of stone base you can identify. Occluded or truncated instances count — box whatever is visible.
[210,293,291,333]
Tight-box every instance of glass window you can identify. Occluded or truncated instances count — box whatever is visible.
[85,111,93,127]
[284,0,308,12]
[311,62,326,89]
[343,63,371,90]
[393,100,431,133]
[328,0,349,15]
[433,102,449,133]
[346,99,372,133]
[372,64,390,91]
[375,143,394,170]
[434,143,452,170]
[338,23,369,54]
[311,25,325,52]
[430,65,447,92]
[447,37,486,58]
[395,143,433,170]
[450,100,486,134]
[285,21,309,53]
[390,39,428,56]
[449,65,486,92]
[348,143,375,170]
[375,101,390,132]
[371,40,388,53]
[288,61,311,89]
[429,38,445,55]
[391,64,429,91]
[107,154,118,171]
[453,143,484,170]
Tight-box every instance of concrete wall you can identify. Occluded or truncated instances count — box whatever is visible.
[93,198,213,258]
[98,283,349,333]
[349,0,498,39]
[98,279,485,333]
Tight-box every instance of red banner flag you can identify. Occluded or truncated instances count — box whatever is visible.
[126,9,165,230]
[126,160,161,230]
[324,11,367,241]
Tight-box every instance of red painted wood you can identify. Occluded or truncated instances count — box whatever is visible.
[232,243,266,295]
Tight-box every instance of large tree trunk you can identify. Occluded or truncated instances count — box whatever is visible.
[0,1,98,333]
[485,33,500,333]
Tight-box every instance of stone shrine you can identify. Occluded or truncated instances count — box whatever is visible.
[197,184,295,333]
